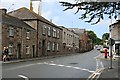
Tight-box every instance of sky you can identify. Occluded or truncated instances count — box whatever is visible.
[0,0,117,39]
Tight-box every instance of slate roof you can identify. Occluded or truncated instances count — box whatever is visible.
[1,10,36,31]
[110,20,120,27]
[68,28,86,35]
[8,7,62,29]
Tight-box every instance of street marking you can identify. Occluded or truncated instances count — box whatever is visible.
[65,66,72,68]
[87,68,104,80]
[43,62,48,64]
[42,62,95,73]
[5,61,95,74]
[49,63,57,66]
[100,61,104,68]
[73,67,81,69]
[57,64,65,67]
[18,74,29,80]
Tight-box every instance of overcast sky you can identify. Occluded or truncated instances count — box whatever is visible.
[0,0,117,39]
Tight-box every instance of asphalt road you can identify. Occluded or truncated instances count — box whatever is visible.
[2,49,103,79]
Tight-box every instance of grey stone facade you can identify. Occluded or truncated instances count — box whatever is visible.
[9,7,63,57]
[110,20,120,55]
[1,9,37,60]
[60,26,79,54]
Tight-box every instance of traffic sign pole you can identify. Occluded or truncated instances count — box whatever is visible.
[108,38,115,69]
[109,45,113,69]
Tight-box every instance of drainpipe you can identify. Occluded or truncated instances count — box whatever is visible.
[36,20,39,57]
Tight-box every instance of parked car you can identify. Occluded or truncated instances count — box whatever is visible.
[97,45,102,50]
[100,48,109,53]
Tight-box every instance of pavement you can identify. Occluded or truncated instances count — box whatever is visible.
[98,55,120,80]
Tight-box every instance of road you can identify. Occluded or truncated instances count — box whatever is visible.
[2,49,104,79]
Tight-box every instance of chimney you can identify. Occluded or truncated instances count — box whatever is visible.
[30,0,42,15]
[30,1,33,12]
[0,9,7,14]
[50,19,52,22]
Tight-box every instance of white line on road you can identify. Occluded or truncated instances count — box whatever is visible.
[65,66,72,68]
[43,62,95,73]
[57,64,65,67]
[5,61,95,74]
[94,54,105,70]
[18,74,29,80]
[49,63,57,66]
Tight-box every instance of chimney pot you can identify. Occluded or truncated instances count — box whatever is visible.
[0,9,7,14]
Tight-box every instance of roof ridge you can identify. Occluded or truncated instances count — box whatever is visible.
[8,7,59,28]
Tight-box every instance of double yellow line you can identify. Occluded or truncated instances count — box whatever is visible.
[87,68,104,80]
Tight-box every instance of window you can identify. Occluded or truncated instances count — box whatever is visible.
[57,30,60,38]
[26,31,30,39]
[47,42,51,50]
[48,27,51,36]
[52,42,55,51]
[55,30,57,37]
[64,32,66,40]
[9,27,14,36]
[56,43,59,51]
[53,28,56,37]
[43,25,46,35]
[26,46,30,54]
[9,44,13,55]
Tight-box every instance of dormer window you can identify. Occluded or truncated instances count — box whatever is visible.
[9,27,14,37]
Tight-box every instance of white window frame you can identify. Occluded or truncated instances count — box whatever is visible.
[9,27,14,36]
[56,43,59,51]
[48,27,51,36]
[9,44,13,55]
[43,25,46,35]
[26,46,30,54]
[55,29,57,37]
[57,30,60,38]
[52,42,55,51]
[53,28,56,37]
[26,31,30,39]
[47,42,51,50]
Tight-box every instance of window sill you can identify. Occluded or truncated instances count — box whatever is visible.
[47,50,50,52]
[9,36,14,38]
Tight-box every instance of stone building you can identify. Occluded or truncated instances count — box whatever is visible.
[68,28,93,52]
[9,7,63,57]
[109,20,120,55]
[0,9,37,60]
[60,26,79,54]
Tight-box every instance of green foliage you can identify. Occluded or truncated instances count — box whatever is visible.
[86,30,102,45]
[96,37,102,45]
[60,1,120,25]
[102,33,109,40]
[101,33,109,45]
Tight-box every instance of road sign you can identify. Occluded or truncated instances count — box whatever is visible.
[108,38,115,46]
